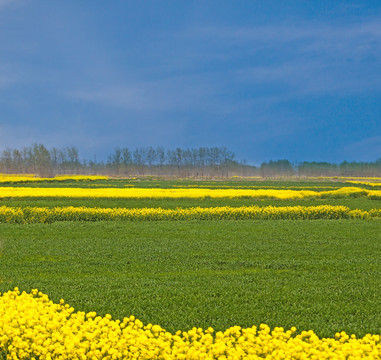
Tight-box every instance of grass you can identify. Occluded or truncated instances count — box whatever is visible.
[1,220,381,337]
[1,196,379,211]
[0,178,361,189]
[1,178,379,210]
[1,177,380,340]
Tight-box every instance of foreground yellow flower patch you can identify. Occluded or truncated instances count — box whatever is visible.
[0,205,380,223]
[1,289,380,359]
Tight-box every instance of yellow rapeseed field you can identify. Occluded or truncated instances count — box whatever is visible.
[0,205,379,224]
[347,181,381,187]
[1,289,380,360]
[0,186,379,199]
[0,175,108,183]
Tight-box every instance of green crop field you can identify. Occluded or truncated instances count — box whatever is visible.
[1,177,380,210]
[1,177,381,341]
[1,220,381,338]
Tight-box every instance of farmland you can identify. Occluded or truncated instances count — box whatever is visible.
[1,175,381,359]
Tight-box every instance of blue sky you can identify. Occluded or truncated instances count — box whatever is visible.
[0,1,380,164]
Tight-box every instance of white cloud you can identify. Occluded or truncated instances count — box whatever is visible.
[160,18,381,105]
[339,136,381,161]
[194,19,381,49]
[234,60,381,100]
[225,19,381,99]
[67,75,218,113]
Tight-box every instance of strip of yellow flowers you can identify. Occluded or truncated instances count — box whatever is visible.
[1,288,380,360]
[0,175,108,183]
[347,181,381,187]
[1,186,381,199]
[0,205,380,224]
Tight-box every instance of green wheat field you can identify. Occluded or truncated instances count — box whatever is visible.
[1,177,380,338]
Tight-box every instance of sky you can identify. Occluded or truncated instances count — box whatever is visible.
[0,0,380,165]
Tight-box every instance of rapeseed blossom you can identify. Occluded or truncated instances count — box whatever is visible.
[0,174,108,183]
[0,186,379,199]
[346,181,381,187]
[1,288,380,359]
[0,205,380,224]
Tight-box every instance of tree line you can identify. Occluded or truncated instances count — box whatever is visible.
[260,159,381,177]
[0,144,244,177]
[0,144,380,177]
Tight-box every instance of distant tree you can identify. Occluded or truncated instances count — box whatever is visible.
[50,147,60,169]
[146,146,157,166]
[156,146,166,166]
[133,148,145,166]
[260,159,294,177]
[1,148,12,172]
[121,148,132,165]
[107,148,122,167]
[298,162,338,177]
[30,144,52,176]
[67,146,80,166]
